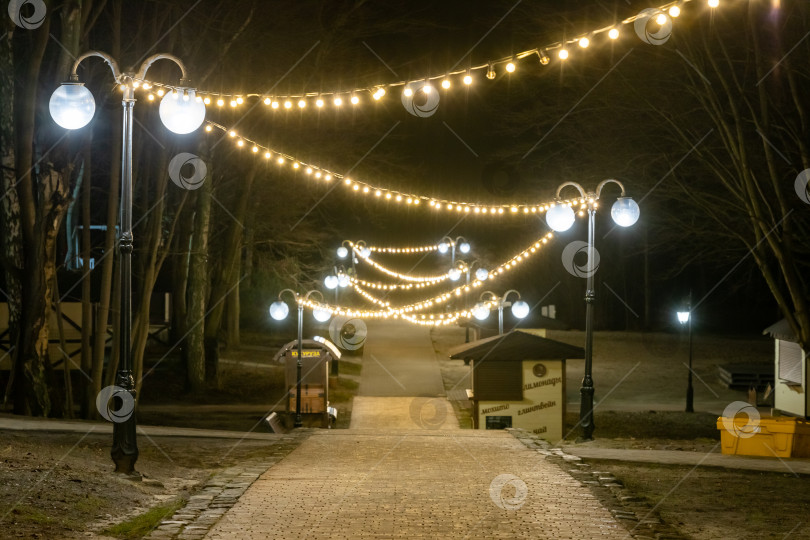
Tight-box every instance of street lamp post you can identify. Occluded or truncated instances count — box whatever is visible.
[458,260,488,342]
[269,289,331,427]
[473,290,530,334]
[324,265,349,303]
[677,292,694,413]
[49,51,205,475]
[438,235,471,267]
[546,179,640,441]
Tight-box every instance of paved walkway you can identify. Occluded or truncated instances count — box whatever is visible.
[205,429,626,539]
[359,321,445,397]
[561,445,810,475]
[349,396,459,430]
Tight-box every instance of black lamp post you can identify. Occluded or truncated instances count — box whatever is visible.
[545,179,640,441]
[49,51,204,475]
[677,292,694,413]
[269,289,330,427]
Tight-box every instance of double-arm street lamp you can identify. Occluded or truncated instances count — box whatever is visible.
[438,236,471,267]
[451,260,489,342]
[324,265,351,303]
[269,289,331,427]
[471,290,530,335]
[49,51,205,475]
[677,292,694,413]
[546,179,640,441]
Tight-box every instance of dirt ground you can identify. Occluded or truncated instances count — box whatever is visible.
[0,430,288,539]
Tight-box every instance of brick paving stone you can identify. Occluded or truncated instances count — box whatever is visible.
[204,428,629,539]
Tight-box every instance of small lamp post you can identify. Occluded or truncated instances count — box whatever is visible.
[473,290,530,334]
[49,51,205,475]
[269,289,331,427]
[546,179,640,441]
[457,260,488,342]
[438,235,471,267]
[677,293,694,413]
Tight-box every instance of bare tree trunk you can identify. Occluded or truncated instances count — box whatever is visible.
[186,175,212,392]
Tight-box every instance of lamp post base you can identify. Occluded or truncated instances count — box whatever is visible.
[579,384,595,441]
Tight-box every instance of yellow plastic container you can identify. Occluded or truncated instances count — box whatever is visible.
[717,415,810,458]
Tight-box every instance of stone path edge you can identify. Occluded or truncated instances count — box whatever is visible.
[506,428,689,540]
[144,430,313,540]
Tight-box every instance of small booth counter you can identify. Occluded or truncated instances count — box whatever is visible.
[717,319,810,458]
[273,338,341,428]
[448,330,584,442]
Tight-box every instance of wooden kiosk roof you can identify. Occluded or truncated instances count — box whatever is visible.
[447,329,584,363]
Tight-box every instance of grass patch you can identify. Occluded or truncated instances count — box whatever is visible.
[337,360,362,376]
[103,498,186,539]
[564,410,720,440]
[10,504,53,525]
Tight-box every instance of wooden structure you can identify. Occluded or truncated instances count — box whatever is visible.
[763,319,808,417]
[273,338,341,427]
[448,330,583,441]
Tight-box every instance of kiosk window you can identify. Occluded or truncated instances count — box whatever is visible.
[486,416,513,430]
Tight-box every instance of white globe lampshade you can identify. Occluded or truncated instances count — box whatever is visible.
[337,274,350,288]
[511,300,530,319]
[475,268,489,281]
[438,242,449,254]
[546,204,576,232]
[49,83,96,130]
[472,303,490,321]
[360,247,371,258]
[336,246,349,258]
[269,301,289,321]
[448,268,462,281]
[459,242,471,254]
[677,311,690,324]
[611,197,640,227]
[313,308,332,322]
[159,90,206,134]
[324,275,339,289]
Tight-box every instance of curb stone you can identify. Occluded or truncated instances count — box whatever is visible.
[506,428,689,540]
[145,431,311,539]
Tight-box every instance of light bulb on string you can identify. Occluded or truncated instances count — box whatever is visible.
[608,28,620,39]
[578,37,590,48]
[463,72,473,85]
[558,49,569,60]
[669,5,681,17]
[538,51,550,65]
[486,63,496,79]
[505,59,516,73]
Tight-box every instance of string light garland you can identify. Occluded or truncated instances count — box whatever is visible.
[134,0,706,110]
[367,242,452,254]
[203,121,589,215]
[348,232,553,313]
[296,233,555,325]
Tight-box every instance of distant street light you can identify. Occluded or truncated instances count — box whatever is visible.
[459,260,488,342]
[269,289,331,427]
[438,235,470,267]
[49,50,205,475]
[677,292,694,413]
[547,179,639,441]
[477,290,529,334]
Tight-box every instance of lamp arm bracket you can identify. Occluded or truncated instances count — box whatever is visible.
[303,290,325,302]
[555,181,587,200]
[503,289,521,302]
[70,50,121,82]
[595,178,626,199]
[278,288,299,303]
[135,53,189,85]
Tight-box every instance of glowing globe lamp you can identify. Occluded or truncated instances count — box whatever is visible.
[472,303,490,321]
[159,90,206,134]
[269,301,289,321]
[511,300,530,319]
[459,242,471,254]
[324,275,339,289]
[438,242,449,254]
[448,268,462,281]
[475,268,489,281]
[611,197,640,227]
[337,274,350,288]
[546,204,576,232]
[336,246,349,259]
[313,308,332,322]
[677,311,690,324]
[49,83,96,130]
